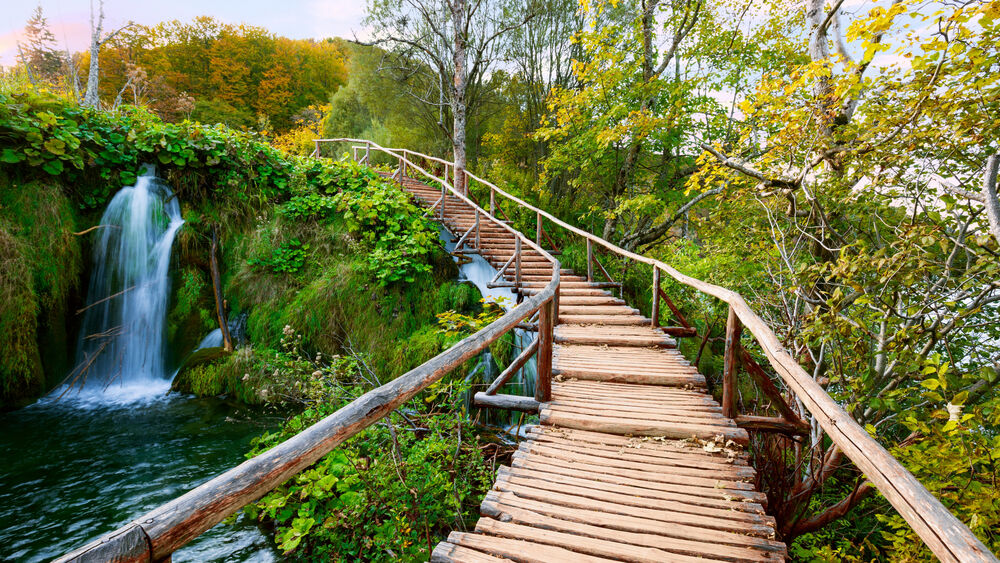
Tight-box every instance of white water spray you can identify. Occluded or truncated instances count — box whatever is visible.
[64,167,184,400]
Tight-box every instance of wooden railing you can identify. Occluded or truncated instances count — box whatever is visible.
[321,139,994,562]
[58,138,994,562]
[55,141,559,563]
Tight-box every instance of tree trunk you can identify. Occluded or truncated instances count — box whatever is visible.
[83,0,104,108]
[210,227,233,353]
[451,0,468,195]
[983,154,1000,246]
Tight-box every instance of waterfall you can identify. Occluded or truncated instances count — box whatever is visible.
[439,226,537,428]
[64,167,184,400]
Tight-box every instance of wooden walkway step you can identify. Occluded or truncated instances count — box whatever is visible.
[396,175,785,562]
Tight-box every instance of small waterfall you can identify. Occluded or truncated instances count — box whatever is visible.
[63,167,184,400]
[439,226,537,428]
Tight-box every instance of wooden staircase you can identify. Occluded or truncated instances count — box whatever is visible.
[399,177,787,562]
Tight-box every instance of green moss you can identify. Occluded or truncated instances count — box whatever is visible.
[0,173,81,406]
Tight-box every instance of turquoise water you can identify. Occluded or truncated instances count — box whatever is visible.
[0,393,282,562]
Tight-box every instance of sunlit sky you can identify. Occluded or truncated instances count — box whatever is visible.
[0,0,368,66]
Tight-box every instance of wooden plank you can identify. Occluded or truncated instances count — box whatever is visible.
[447,530,616,563]
[500,465,763,514]
[431,542,515,563]
[520,437,755,476]
[551,368,704,386]
[482,492,784,562]
[513,450,754,492]
[493,480,775,536]
[540,409,750,446]
[496,472,769,527]
[546,403,732,424]
[519,443,750,485]
[525,428,749,465]
[527,426,746,459]
[475,518,717,563]
[507,458,767,505]
[481,493,785,556]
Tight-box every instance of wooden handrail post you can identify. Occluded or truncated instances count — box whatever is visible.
[586,239,593,282]
[352,146,358,162]
[651,268,661,328]
[313,140,320,158]
[490,188,495,217]
[722,305,742,419]
[535,298,554,403]
[364,143,370,164]
[440,182,446,220]
[536,211,542,246]
[515,237,522,288]
[474,209,481,250]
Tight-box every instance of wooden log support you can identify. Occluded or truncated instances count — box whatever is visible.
[490,188,496,217]
[740,349,809,432]
[485,339,539,395]
[475,209,481,250]
[722,306,742,420]
[586,239,593,282]
[535,299,554,403]
[473,393,540,413]
[736,415,809,437]
[651,268,661,328]
[659,287,692,329]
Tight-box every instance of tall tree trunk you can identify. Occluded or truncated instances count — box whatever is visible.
[83,0,104,108]
[210,227,233,353]
[451,0,468,195]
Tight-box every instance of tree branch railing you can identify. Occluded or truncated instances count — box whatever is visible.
[312,139,995,563]
[57,140,560,563]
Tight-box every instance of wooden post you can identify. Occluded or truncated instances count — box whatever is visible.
[722,306,742,419]
[586,239,593,282]
[651,267,661,328]
[352,146,358,162]
[313,140,320,158]
[490,188,495,217]
[440,182,446,220]
[364,143,370,164]
[474,209,480,250]
[515,237,522,288]
[536,211,542,246]
[535,298,554,403]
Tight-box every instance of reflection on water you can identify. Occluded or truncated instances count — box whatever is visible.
[0,393,281,562]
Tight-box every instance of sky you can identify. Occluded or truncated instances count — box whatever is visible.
[0,0,369,66]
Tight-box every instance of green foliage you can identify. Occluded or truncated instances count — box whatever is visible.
[250,239,310,274]
[245,372,493,560]
[0,89,295,210]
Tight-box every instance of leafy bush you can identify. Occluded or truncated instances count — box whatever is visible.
[245,371,495,561]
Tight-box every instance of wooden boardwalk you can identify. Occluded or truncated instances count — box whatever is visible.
[399,178,787,562]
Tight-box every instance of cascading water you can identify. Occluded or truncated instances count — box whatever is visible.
[65,167,184,399]
[439,226,537,429]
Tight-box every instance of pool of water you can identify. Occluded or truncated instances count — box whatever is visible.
[0,390,283,562]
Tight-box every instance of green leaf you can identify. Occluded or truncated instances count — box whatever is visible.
[921,379,940,390]
[41,159,64,175]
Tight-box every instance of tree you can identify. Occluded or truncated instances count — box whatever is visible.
[18,5,64,84]
[683,0,1000,551]
[365,0,536,192]
[535,0,707,241]
[83,0,133,107]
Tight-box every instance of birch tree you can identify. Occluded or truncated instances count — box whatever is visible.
[365,0,536,192]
